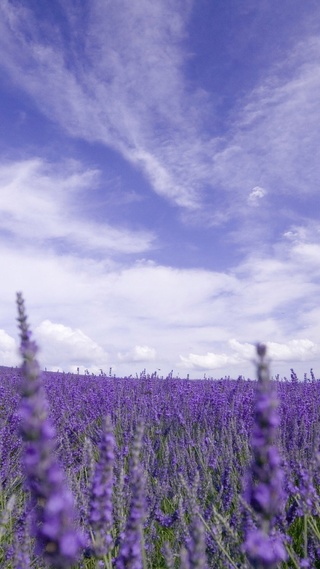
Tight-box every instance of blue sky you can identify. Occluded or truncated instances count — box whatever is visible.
[1,0,320,378]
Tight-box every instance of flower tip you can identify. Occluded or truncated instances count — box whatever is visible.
[256,343,267,358]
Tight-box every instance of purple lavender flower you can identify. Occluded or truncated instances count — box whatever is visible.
[162,542,175,569]
[221,462,234,512]
[289,466,318,518]
[17,293,85,568]
[11,506,32,569]
[244,529,287,567]
[154,507,178,528]
[180,546,191,569]
[243,343,287,568]
[116,421,146,569]
[187,513,208,569]
[89,414,115,558]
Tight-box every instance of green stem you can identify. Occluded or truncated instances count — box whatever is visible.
[141,525,148,569]
[284,543,302,569]
[303,515,308,560]
[198,512,240,569]
[307,516,320,540]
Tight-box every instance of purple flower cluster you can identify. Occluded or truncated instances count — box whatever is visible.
[2,298,320,567]
[89,414,115,558]
[17,293,85,568]
[288,465,318,518]
[243,343,287,568]
[186,514,208,569]
[154,507,178,528]
[116,421,146,569]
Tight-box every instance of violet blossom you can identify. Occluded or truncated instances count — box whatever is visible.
[89,414,115,558]
[116,421,146,569]
[243,343,287,568]
[17,293,85,568]
[187,513,208,569]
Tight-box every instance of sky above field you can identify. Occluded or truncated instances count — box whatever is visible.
[1,0,320,379]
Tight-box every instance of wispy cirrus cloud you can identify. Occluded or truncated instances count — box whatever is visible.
[210,36,320,205]
[1,1,319,229]
[0,0,210,209]
[0,158,155,256]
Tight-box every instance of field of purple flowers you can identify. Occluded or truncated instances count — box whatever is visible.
[1,294,320,568]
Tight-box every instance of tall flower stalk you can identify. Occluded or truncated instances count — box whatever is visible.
[243,343,287,568]
[17,292,84,568]
[116,421,146,569]
[89,414,115,563]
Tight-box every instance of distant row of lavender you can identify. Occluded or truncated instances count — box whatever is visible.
[0,294,320,567]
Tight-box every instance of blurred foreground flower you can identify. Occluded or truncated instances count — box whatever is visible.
[17,292,85,568]
[116,421,146,569]
[243,343,287,568]
[89,414,115,559]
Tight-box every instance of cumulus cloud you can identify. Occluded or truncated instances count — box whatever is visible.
[229,339,320,364]
[228,339,256,359]
[179,340,256,372]
[268,339,320,362]
[35,320,108,369]
[117,345,156,363]
[0,218,320,377]
[179,338,320,373]
[179,351,240,370]
[0,329,18,366]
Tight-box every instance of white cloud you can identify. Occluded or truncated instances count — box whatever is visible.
[0,329,18,366]
[35,320,108,369]
[233,253,318,320]
[228,339,256,359]
[179,341,256,373]
[108,264,238,325]
[247,186,267,206]
[0,0,319,238]
[281,224,320,275]
[179,351,240,371]
[1,1,319,229]
[284,222,320,242]
[0,158,154,256]
[1,216,320,377]
[0,0,210,210]
[268,339,320,362]
[179,338,320,373]
[117,345,156,363]
[290,243,320,271]
[229,338,320,364]
[204,36,320,236]
[283,226,309,242]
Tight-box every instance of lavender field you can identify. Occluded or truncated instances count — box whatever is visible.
[1,296,320,568]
